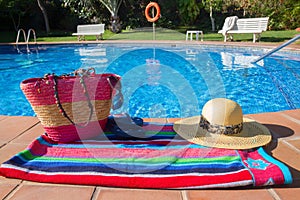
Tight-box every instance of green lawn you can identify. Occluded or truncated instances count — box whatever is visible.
[1,28,299,44]
[108,27,185,40]
[109,28,300,43]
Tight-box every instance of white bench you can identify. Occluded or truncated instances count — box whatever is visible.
[218,17,269,43]
[72,24,105,41]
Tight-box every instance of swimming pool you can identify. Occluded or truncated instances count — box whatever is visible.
[0,43,299,118]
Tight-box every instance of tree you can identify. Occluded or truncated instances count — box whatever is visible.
[0,0,50,32]
[282,0,300,29]
[202,0,223,32]
[36,0,50,33]
[99,0,123,32]
[62,0,123,33]
[62,0,97,20]
[177,0,202,26]
[0,0,33,31]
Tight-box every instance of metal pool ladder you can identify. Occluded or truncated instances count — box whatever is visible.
[16,28,37,53]
[252,34,300,64]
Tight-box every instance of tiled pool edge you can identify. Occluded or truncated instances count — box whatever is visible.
[1,40,300,52]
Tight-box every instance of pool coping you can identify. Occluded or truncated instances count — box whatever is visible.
[1,40,300,53]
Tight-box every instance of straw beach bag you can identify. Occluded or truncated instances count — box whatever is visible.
[21,68,121,142]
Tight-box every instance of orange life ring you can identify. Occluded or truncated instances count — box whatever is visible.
[145,2,161,23]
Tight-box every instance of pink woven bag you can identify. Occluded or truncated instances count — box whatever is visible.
[21,68,121,142]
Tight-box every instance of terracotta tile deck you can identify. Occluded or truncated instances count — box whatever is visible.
[0,110,299,200]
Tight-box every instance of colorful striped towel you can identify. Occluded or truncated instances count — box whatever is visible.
[0,122,292,189]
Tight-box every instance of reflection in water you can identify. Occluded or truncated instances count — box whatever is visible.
[78,47,108,68]
[221,52,264,70]
[146,58,161,85]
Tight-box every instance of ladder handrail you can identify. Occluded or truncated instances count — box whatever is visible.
[16,29,27,53]
[26,29,37,53]
[15,28,38,54]
[252,34,300,63]
[16,29,26,44]
[26,29,37,43]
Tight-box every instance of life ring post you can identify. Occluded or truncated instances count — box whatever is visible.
[145,2,161,23]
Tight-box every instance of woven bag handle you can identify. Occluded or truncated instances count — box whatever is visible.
[50,68,95,128]
[107,75,123,110]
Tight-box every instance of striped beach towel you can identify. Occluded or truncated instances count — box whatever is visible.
[0,122,292,189]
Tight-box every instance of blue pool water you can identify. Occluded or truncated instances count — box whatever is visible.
[0,43,299,118]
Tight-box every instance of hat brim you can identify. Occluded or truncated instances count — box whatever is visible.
[173,116,272,149]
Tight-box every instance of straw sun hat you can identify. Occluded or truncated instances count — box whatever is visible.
[173,98,271,149]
